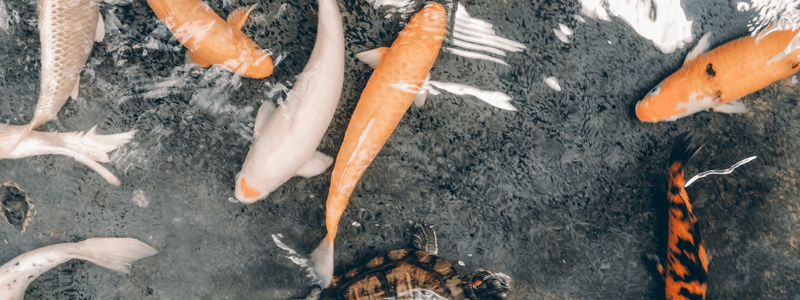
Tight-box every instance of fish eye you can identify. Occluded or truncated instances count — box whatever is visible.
[648,83,663,96]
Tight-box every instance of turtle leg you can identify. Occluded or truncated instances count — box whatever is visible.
[467,269,512,300]
[294,286,322,300]
[411,223,438,255]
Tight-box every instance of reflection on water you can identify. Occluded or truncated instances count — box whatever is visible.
[578,0,693,53]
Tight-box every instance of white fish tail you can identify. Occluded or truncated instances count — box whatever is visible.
[59,125,136,163]
[6,126,136,185]
[310,237,334,288]
[70,238,158,273]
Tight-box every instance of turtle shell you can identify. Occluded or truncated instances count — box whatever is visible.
[320,248,477,300]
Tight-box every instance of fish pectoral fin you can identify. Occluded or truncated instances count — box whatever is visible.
[644,253,666,281]
[186,50,212,68]
[70,80,80,100]
[227,4,258,31]
[355,47,390,68]
[712,100,747,114]
[684,31,713,64]
[95,12,105,42]
[253,101,276,140]
[296,151,333,178]
[413,73,432,107]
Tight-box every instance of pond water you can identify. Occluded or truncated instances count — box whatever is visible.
[1,0,800,299]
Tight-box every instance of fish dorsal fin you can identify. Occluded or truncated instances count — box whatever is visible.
[227,4,258,31]
[684,32,713,64]
[355,47,390,68]
[95,12,105,42]
[296,151,333,178]
[252,100,276,140]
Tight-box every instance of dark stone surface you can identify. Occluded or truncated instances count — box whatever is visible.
[1,0,800,299]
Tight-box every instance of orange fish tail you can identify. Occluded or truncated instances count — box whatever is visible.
[664,132,708,300]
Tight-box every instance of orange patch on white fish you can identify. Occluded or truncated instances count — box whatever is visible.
[239,177,260,199]
[636,28,800,122]
[147,0,273,78]
[311,3,447,288]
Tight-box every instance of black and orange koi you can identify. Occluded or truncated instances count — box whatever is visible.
[658,132,708,300]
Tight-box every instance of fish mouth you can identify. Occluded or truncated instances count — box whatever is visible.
[634,100,656,122]
[634,98,668,122]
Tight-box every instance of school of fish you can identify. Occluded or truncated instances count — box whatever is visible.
[0,0,791,298]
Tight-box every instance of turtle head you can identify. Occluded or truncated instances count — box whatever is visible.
[411,223,438,255]
[467,269,512,300]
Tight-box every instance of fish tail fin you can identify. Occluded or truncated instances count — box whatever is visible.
[669,131,703,175]
[65,125,136,163]
[310,236,334,288]
[70,238,157,274]
[9,126,135,185]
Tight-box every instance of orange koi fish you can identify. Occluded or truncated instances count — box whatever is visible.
[656,132,708,300]
[147,0,273,78]
[310,3,447,288]
[636,28,800,122]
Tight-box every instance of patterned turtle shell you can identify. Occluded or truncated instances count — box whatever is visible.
[317,224,511,300]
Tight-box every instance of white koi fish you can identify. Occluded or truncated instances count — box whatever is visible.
[234,0,344,203]
[0,238,158,300]
[0,0,135,185]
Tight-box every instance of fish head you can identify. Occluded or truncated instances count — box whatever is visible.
[233,145,298,204]
[241,52,274,79]
[234,171,271,204]
[635,67,703,122]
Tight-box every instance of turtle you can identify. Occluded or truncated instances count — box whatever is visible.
[309,223,512,300]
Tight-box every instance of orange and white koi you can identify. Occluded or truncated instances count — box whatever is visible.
[310,3,447,288]
[657,132,708,300]
[636,28,800,122]
[234,0,344,203]
[147,0,273,78]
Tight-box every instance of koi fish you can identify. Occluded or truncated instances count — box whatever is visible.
[0,0,135,185]
[310,3,447,288]
[656,132,708,300]
[147,0,273,78]
[636,28,800,122]
[0,238,157,300]
[233,0,344,203]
